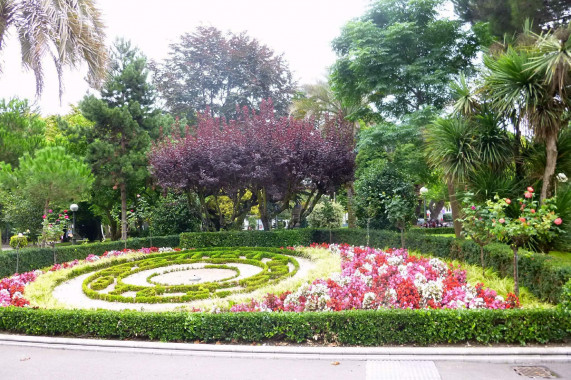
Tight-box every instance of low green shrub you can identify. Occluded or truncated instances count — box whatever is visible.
[408,227,455,235]
[0,307,566,345]
[78,248,301,304]
[0,235,180,277]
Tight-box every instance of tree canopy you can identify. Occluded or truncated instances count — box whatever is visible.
[330,0,483,120]
[150,100,355,231]
[153,26,296,121]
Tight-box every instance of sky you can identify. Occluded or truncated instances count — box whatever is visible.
[0,0,371,116]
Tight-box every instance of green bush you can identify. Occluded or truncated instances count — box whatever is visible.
[0,307,566,345]
[409,227,455,235]
[0,235,180,278]
[9,234,28,249]
[78,247,301,304]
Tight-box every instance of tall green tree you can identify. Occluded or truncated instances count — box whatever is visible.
[452,0,570,37]
[330,0,483,120]
[0,146,93,216]
[483,25,571,201]
[81,39,159,240]
[0,0,108,96]
[153,26,296,121]
[0,98,46,166]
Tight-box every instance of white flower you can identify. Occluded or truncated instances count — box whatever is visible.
[362,292,376,309]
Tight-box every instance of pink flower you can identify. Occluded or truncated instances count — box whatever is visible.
[554,218,563,225]
[519,217,526,223]
[524,192,532,199]
[64,215,69,219]
[130,209,134,213]
[471,206,476,210]
[48,209,52,213]
[499,218,505,224]
[527,186,534,192]
[505,199,511,204]
[42,215,47,219]
[530,209,535,214]
[64,210,68,213]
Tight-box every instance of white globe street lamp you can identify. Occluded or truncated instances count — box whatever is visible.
[70,204,79,245]
[419,187,429,224]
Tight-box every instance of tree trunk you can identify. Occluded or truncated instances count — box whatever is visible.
[513,117,524,183]
[447,179,462,239]
[540,132,558,203]
[428,199,445,222]
[346,181,356,228]
[120,182,128,241]
[512,245,519,297]
[480,244,485,276]
[104,209,120,240]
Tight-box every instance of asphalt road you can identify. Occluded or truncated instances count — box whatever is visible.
[0,340,569,380]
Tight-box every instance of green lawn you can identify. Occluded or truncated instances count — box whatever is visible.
[544,251,571,267]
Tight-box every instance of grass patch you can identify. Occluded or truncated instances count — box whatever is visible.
[411,250,550,308]
[544,251,571,267]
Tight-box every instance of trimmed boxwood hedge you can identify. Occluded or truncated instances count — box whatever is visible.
[0,307,567,345]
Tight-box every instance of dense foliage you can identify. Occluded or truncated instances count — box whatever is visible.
[153,26,296,120]
[0,307,567,345]
[331,0,482,120]
[150,101,355,230]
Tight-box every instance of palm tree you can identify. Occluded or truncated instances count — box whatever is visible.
[483,25,571,202]
[0,0,108,97]
[424,118,479,238]
[527,26,571,201]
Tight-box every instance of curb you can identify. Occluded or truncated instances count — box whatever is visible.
[1,334,569,362]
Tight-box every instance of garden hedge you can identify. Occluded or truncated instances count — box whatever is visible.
[0,307,567,345]
[0,235,179,278]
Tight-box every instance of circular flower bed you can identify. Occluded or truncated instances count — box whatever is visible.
[1,243,520,312]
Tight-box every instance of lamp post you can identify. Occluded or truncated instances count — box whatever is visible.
[419,187,428,225]
[556,173,568,196]
[70,203,78,245]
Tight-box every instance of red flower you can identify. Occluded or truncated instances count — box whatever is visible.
[519,217,526,223]
[524,192,532,199]
[527,186,534,193]
[505,199,511,204]
[554,218,563,225]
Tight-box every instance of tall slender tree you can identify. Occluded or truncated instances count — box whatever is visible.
[81,39,159,240]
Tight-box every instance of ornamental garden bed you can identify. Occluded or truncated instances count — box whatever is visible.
[0,242,568,345]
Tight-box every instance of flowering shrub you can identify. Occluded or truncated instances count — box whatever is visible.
[0,270,41,307]
[485,187,561,296]
[231,245,519,312]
